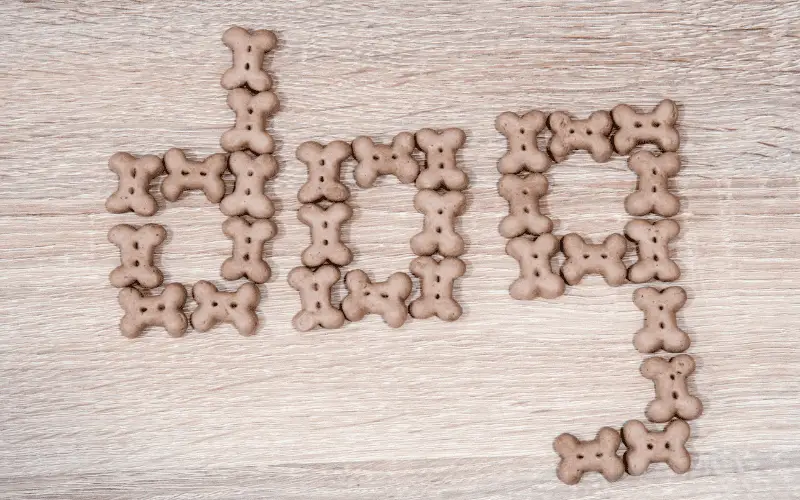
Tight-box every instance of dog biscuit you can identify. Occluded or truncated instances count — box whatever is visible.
[108,223,166,289]
[560,233,627,286]
[296,140,352,203]
[221,26,277,92]
[106,152,164,216]
[191,280,260,336]
[548,111,613,163]
[625,219,680,283]
[299,202,353,267]
[506,234,565,300]
[410,189,465,257]
[352,132,420,188]
[342,270,413,328]
[633,286,690,353]
[612,99,680,155]
[288,265,346,331]
[161,148,228,203]
[498,173,552,238]
[409,256,465,321]
[622,419,691,475]
[625,151,681,217]
[641,354,703,422]
[220,88,278,154]
[553,427,624,485]
[495,110,551,174]
[415,128,469,191]
[221,216,276,284]
[220,152,278,218]
[118,283,188,338]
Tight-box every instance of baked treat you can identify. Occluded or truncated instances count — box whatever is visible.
[108,223,166,289]
[190,281,260,336]
[410,189,465,257]
[105,152,164,216]
[553,427,624,485]
[506,234,565,300]
[498,173,552,238]
[220,88,278,154]
[220,26,277,92]
[219,152,278,218]
[641,354,703,422]
[611,99,680,155]
[221,216,276,283]
[625,151,681,217]
[622,419,692,475]
[409,256,465,321]
[118,283,188,338]
[548,111,613,163]
[633,286,690,353]
[415,128,469,191]
[352,132,420,187]
[296,140,352,203]
[495,110,551,174]
[161,148,228,203]
[287,265,346,332]
[298,202,353,267]
[560,233,627,286]
[341,270,412,328]
[625,219,680,283]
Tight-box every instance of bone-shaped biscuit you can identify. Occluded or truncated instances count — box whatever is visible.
[220,26,277,92]
[560,233,627,286]
[288,265,345,332]
[296,140,352,203]
[161,148,228,203]
[612,99,680,155]
[352,132,420,188]
[106,152,164,216]
[495,110,551,174]
[548,111,613,163]
[633,286,690,353]
[506,234,565,300]
[415,128,469,191]
[220,88,278,154]
[118,283,187,338]
[219,152,278,218]
[624,219,680,283]
[498,173,552,238]
[622,419,691,476]
[299,202,353,267]
[191,280,260,336]
[341,270,412,328]
[641,354,703,422]
[108,223,166,289]
[221,216,276,284]
[625,151,681,217]
[553,427,624,485]
[410,189,465,257]
[409,256,465,321]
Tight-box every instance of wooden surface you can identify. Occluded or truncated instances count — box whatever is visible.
[1,1,799,498]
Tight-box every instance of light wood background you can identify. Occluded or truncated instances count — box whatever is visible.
[1,1,799,498]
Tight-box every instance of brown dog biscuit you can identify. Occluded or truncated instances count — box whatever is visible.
[409,256,465,321]
[548,111,613,163]
[287,265,345,332]
[219,152,278,218]
[625,219,680,283]
[106,152,164,216]
[296,140,352,203]
[495,110,551,174]
[191,280,260,336]
[625,151,681,217]
[220,26,277,92]
[221,216,276,284]
[161,148,228,203]
[108,223,166,289]
[411,189,465,257]
[342,270,413,328]
[220,89,278,154]
[561,233,627,286]
[118,283,188,338]
[622,419,691,476]
[633,286,690,353]
[299,202,353,267]
[498,173,552,238]
[506,234,565,300]
[612,99,680,155]
[352,132,420,188]
[415,128,469,191]
[553,427,624,485]
[641,354,703,422]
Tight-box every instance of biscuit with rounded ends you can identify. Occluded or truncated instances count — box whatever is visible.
[352,133,420,188]
[411,189,465,257]
[220,152,278,218]
[495,110,551,174]
[118,283,187,338]
[297,140,352,203]
[220,89,278,154]
[560,233,627,286]
[640,354,703,422]
[299,202,352,267]
[415,128,468,191]
[547,111,613,163]
[342,270,412,328]
[221,216,276,284]
[612,99,680,154]
[622,419,691,475]
[287,265,345,332]
[106,152,164,216]
[191,280,260,336]
[409,256,465,321]
[108,223,166,289]
[220,26,277,92]
[625,218,680,283]
[498,173,552,238]
[161,148,228,203]
[553,427,624,485]
[625,151,681,217]
[506,234,565,300]
[633,286,690,353]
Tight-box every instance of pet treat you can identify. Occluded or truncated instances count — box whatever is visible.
[220,88,278,154]
[108,223,166,289]
[641,354,703,422]
[548,111,613,163]
[352,132,420,188]
[341,270,412,328]
[298,202,353,267]
[219,152,278,218]
[287,265,345,331]
[621,419,691,475]
[560,233,627,286]
[498,173,552,238]
[415,128,469,191]
[220,26,277,92]
[625,151,681,217]
[612,99,680,155]
[625,219,680,283]
[105,152,164,216]
[221,216,276,284]
[495,110,551,174]
[633,286,690,353]
[191,280,260,336]
[506,234,565,300]
[410,189,465,257]
[409,256,465,321]
[118,283,188,338]
[161,148,228,203]
[553,427,624,485]
[296,140,352,203]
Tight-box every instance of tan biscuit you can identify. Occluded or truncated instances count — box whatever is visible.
[296,140,352,203]
[409,256,465,321]
[553,427,624,485]
[625,219,680,283]
[287,265,345,331]
[221,216,277,284]
[633,286,690,353]
[411,189,465,257]
[108,223,166,289]
[220,152,278,218]
[612,99,680,154]
[547,111,613,163]
[299,202,353,267]
[220,88,278,154]
[641,354,703,422]
[622,419,691,476]
[506,234,565,300]
[118,283,187,338]
[191,280,260,336]
[415,128,469,191]
[352,133,420,188]
[342,270,413,328]
[220,26,277,92]
[560,233,627,286]
[161,148,228,203]
[106,152,164,216]
[625,151,681,217]
[498,173,552,238]
[495,110,551,174]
